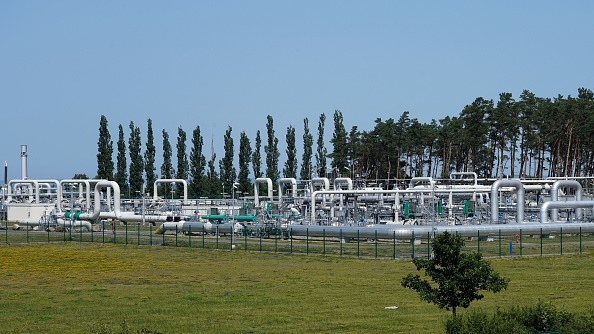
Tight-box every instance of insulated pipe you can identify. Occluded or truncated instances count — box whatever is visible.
[76,181,122,220]
[288,222,594,240]
[540,201,594,223]
[550,180,583,221]
[333,178,353,190]
[153,179,188,202]
[490,180,525,224]
[312,177,330,191]
[278,178,297,206]
[20,145,27,180]
[58,179,92,211]
[450,172,478,186]
[310,188,492,224]
[8,180,40,203]
[254,178,273,207]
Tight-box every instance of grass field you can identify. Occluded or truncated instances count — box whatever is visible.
[1,243,594,333]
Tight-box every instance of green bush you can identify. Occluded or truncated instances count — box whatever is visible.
[445,301,594,334]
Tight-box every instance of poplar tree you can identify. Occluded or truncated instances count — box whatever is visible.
[265,115,280,183]
[316,113,327,177]
[144,118,157,189]
[114,124,128,195]
[238,131,252,195]
[96,115,114,180]
[161,129,174,196]
[189,125,206,197]
[206,137,220,197]
[300,118,313,180]
[330,109,348,175]
[176,127,189,181]
[252,130,262,179]
[128,121,144,195]
[284,125,297,178]
[219,126,236,193]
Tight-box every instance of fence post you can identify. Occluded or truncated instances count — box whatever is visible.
[149,225,153,246]
[393,231,396,260]
[540,227,542,256]
[519,229,522,256]
[91,224,94,243]
[323,228,326,256]
[26,225,29,243]
[357,230,360,258]
[125,223,128,245]
[375,230,378,258]
[5,221,8,244]
[188,224,192,248]
[202,224,205,249]
[306,228,309,255]
[477,230,480,254]
[162,226,165,246]
[427,232,430,260]
[559,227,563,255]
[47,226,50,243]
[339,229,343,257]
[411,230,415,259]
[290,228,293,254]
[230,225,234,251]
[102,223,105,244]
[580,226,582,254]
[138,224,141,246]
[175,224,178,247]
[498,229,501,257]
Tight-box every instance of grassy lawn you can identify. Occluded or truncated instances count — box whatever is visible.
[1,243,594,333]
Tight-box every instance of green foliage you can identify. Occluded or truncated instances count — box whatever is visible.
[96,115,114,180]
[401,232,509,317]
[219,126,236,190]
[114,124,128,194]
[445,301,594,334]
[329,109,348,174]
[283,124,297,178]
[189,125,206,197]
[144,119,157,188]
[265,115,280,182]
[237,131,252,195]
[175,127,188,180]
[316,113,327,177]
[252,130,262,179]
[128,121,144,194]
[300,117,313,180]
[160,129,174,195]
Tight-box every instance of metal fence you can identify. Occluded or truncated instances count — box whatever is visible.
[2,221,593,259]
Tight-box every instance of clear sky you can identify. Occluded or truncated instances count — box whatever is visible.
[1,1,593,181]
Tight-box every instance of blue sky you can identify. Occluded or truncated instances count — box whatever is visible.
[1,1,593,181]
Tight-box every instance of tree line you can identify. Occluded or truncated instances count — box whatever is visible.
[96,87,594,198]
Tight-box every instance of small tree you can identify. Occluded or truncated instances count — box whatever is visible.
[401,232,509,317]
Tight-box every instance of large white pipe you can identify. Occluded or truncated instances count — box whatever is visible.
[333,178,353,190]
[310,188,492,224]
[490,180,525,224]
[8,180,39,203]
[450,172,478,186]
[288,222,594,240]
[59,179,92,211]
[254,178,273,207]
[540,201,594,223]
[550,180,583,220]
[278,178,297,206]
[153,179,188,202]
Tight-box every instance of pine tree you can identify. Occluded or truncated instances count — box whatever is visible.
[128,121,144,195]
[114,124,128,195]
[189,125,206,198]
[265,115,280,183]
[238,131,252,195]
[96,115,114,180]
[144,118,157,189]
[316,113,327,177]
[284,125,297,178]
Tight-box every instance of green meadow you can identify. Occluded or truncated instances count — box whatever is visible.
[1,243,593,333]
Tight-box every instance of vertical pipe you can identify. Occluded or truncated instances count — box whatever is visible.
[20,145,27,180]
